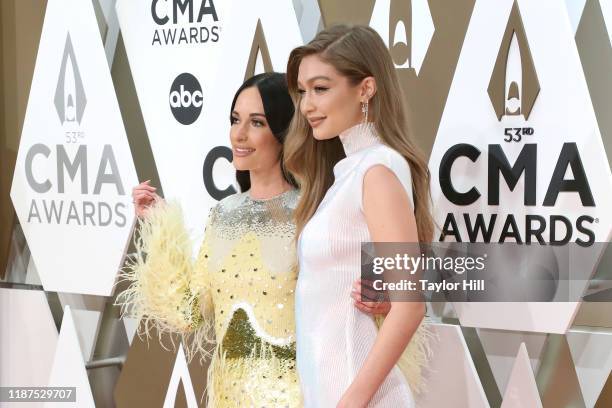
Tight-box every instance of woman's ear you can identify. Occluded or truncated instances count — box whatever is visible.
[360,76,377,101]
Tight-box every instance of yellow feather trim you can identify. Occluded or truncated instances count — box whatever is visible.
[115,201,215,361]
[374,315,436,395]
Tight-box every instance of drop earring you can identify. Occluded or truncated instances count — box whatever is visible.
[361,100,369,124]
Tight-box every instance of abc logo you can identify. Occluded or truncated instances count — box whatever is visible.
[169,73,203,125]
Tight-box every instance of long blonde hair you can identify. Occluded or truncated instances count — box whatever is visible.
[284,24,434,242]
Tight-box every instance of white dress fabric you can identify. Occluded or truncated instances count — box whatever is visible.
[295,123,416,407]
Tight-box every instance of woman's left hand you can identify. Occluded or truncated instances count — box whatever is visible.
[351,279,391,315]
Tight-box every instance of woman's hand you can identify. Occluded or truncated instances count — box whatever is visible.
[132,180,162,218]
[351,279,391,316]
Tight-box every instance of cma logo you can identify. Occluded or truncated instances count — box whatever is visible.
[151,0,220,46]
[25,144,125,195]
[54,33,86,125]
[437,2,598,246]
[24,144,127,227]
[151,0,218,25]
[488,0,540,121]
[169,73,203,125]
[438,142,596,246]
[369,0,434,74]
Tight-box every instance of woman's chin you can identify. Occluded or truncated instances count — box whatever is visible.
[232,161,250,171]
[312,128,335,141]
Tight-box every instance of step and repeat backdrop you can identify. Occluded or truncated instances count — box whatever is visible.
[1,0,611,407]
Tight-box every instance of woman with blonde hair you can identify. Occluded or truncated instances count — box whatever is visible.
[285,25,434,407]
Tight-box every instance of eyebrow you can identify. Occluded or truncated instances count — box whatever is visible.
[297,75,331,87]
[231,111,267,119]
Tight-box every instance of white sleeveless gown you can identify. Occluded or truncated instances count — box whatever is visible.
[295,123,416,407]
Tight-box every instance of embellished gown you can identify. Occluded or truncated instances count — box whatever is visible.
[118,189,301,407]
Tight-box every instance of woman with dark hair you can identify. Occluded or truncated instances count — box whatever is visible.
[121,72,300,406]
[119,72,387,406]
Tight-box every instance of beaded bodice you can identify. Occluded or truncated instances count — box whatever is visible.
[195,189,299,358]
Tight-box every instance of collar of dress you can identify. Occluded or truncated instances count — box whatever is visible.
[338,122,381,156]
[332,122,382,179]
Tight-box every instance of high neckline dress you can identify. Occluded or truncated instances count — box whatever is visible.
[295,123,416,407]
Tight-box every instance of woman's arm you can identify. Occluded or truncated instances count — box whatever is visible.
[338,165,425,408]
[116,201,215,359]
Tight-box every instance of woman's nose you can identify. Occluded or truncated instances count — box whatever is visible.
[234,122,248,141]
[301,92,314,114]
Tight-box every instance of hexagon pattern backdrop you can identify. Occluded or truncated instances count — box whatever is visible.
[0,0,611,407]
[9,0,138,296]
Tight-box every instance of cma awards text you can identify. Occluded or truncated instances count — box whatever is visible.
[439,142,597,246]
[151,0,220,46]
[24,143,128,227]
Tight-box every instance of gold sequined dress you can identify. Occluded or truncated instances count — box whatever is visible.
[117,189,301,407]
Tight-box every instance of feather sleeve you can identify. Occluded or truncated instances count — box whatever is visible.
[374,315,435,395]
[116,201,215,360]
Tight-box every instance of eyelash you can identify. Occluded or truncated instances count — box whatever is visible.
[297,86,329,95]
[230,117,265,127]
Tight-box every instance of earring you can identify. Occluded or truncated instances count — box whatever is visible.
[361,100,369,124]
